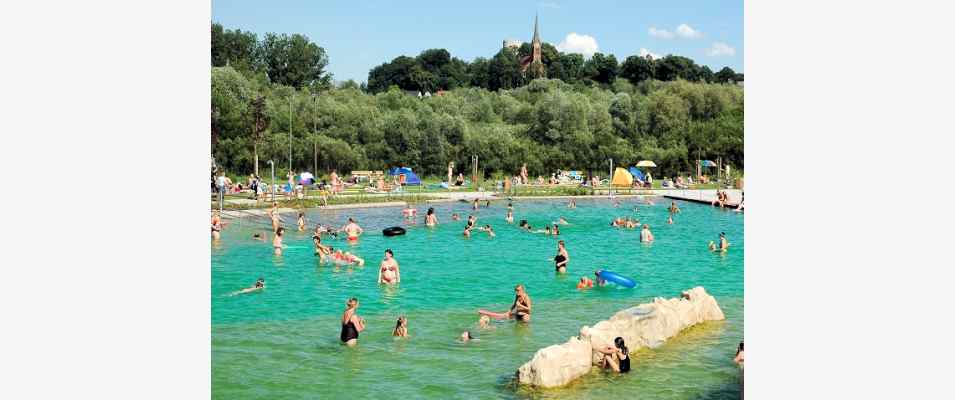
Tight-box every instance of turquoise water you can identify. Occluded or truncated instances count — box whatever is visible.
[212,197,743,399]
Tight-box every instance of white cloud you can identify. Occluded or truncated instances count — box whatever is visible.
[676,23,702,39]
[639,48,662,60]
[557,33,599,58]
[648,27,674,39]
[707,42,736,56]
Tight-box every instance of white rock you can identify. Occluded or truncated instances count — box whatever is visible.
[516,286,725,388]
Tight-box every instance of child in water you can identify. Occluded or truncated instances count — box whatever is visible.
[577,276,594,289]
[393,316,409,337]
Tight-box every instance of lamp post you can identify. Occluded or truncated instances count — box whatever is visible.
[267,160,275,203]
[288,94,293,173]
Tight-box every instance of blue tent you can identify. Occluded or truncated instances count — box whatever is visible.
[628,167,645,182]
[388,167,422,185]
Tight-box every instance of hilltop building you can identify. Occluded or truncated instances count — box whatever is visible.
[519,14,546,79]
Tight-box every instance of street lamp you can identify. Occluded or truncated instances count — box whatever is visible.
[288,94,293,173]
[267,160,275,203]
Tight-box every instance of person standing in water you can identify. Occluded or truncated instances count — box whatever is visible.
[211,211,223,240]
[554,240,569,273]
[709,232,730,252]
[472,198,479,211]
[478,284,532,322]
[425,207,439,226]
[597,337,631,373]
[402,204,417,224]
[669,201,681,214]
[340,297,365,346]
[505,209,514,223]
[272,227,285,255]
[377,249,400,284]
[640,224,655,243]
[297,212,306,231]
[393,316,409,337]
[268,202,281,232]
[341,218,363,241]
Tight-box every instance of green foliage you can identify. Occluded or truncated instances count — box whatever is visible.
[211,24,743,181]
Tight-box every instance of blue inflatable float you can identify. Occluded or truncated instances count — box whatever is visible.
[597,270,637,288]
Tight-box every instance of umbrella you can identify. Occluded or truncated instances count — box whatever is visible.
[636,160,657,168]
[299,172,314,185]
[701,160,717,167]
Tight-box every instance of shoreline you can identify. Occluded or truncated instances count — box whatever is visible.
[216,189,739,220]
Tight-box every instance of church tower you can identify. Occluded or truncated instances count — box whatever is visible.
[528,14,546,78]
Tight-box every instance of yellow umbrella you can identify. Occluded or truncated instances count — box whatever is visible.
[611,168,633,187]
[636,160,657,168]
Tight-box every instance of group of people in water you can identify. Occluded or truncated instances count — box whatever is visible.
[216,194,736,376]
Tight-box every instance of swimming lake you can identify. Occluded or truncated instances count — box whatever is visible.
[212,197,743,399]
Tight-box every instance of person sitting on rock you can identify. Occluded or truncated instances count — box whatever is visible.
[597,337,631,373]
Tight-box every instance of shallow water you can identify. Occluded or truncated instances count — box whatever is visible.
[212,197,743,399]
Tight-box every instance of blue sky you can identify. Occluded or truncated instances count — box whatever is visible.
[212,0,743,83]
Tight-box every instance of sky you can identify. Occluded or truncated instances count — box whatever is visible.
[212,0,743,83]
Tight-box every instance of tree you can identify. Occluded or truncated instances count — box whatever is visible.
[584,53,619,84]
[715,67,737,83]
[261,33,332,89]
[620,55,655,85]
[211,23,261,73]
[488,48,523,91]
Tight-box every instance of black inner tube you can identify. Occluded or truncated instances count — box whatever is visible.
[383,226,406,236]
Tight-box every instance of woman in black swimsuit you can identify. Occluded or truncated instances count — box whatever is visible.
[554,240,569,273]
[478,284,532,322]
[340,297,365,346]
[598,337,631,373]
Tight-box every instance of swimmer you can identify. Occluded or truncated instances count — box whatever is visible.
[667,215,674,225]
[313,235,332,258]
[466,214,476,228]
[669,201,681,214]
[252,232,266,241]
[459,331,476,343]
[425,207,439,226]
[393,316,409,337]
[332,249,364,266]
[268,202,281,232]
[598,337,631,373]
[519,220,531,231]
[451,213,461,221]
[734,341,744,365]
[552,224,560,236]
[297,212,306,231]
[645,197,655,206]
[377,249,400,284]
[507,202,514,211]
[478,315,493,329]
[463,226,472,238]
[594,270,607,286]
[640,224,654,243]
[478,284,532,322]
[577,276,594,289]
[554,240,569,273]
[341,217,363,241]
[625,218,638,229]
[567,199,576,209]
[340,297,365,346]
[505,210,514,223]
[472,198,479,210]
[717,232,730,251]
[402,204,417,223]
[273,227,285,255]
[211,211,223,240]
[230,278,265,296]
[478,224,495,238]
[557,216,569,225]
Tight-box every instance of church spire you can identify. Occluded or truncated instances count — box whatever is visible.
[533,13,540,44]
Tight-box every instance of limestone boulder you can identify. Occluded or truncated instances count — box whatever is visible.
[517,286,725,388]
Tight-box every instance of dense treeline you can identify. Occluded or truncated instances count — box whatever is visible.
[211,23,743,180]
[369,42,743,93]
